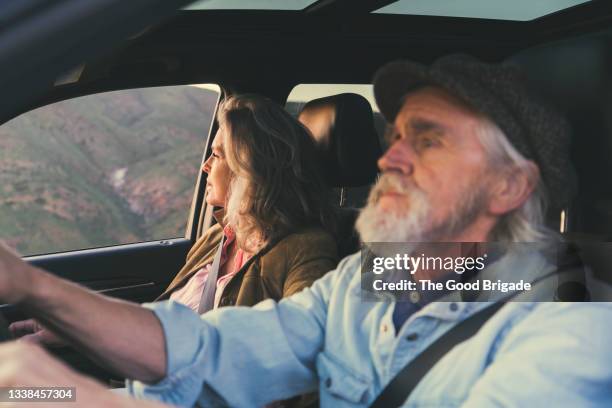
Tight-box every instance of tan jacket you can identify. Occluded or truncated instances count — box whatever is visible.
[156,223,338,307]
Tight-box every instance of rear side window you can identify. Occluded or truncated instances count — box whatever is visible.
[0,84,220,255]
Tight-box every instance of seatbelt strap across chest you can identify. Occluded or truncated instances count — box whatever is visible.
[197,236,225,314]
[369,301,505,408]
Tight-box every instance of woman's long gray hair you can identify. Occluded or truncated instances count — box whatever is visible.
[217,94,336,251]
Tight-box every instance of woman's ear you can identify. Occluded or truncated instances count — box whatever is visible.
[487,161,540,216]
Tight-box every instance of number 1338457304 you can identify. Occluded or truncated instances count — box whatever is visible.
[1,387,75,402]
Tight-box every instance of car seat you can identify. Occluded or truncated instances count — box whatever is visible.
[299,93,383,257]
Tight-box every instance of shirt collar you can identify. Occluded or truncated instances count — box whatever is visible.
[211,208,236,247]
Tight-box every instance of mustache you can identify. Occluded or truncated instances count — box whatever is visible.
[370,173,421,201]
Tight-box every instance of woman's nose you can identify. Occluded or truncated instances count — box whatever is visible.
[202,156,212,173]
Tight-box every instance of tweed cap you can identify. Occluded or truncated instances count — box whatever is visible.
[373,54,576,208]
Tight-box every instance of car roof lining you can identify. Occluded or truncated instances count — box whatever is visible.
[3,1,612,123]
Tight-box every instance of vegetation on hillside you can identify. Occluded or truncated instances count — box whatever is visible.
[0,85,219,255]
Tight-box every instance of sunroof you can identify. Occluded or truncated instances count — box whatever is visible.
[373,0,592,21]
[184,0,317,11]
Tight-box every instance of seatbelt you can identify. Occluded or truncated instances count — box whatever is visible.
[369,301,505,408]
[197,236,225,314]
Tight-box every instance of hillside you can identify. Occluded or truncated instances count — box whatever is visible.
[0,85,219,255]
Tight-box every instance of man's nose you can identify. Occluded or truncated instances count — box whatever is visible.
[378,141,414,175]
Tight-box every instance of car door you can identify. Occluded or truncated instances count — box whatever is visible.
[0,0,205,381]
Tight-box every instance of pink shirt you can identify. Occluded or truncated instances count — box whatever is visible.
[170,226,249,312]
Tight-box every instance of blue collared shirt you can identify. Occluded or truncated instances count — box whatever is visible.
[127,251,612,407]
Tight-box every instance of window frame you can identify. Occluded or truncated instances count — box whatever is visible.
[0,83,222,256]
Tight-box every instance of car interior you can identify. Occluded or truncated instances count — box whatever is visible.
[1,0,612,388]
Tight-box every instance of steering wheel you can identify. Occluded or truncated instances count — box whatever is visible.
[0,310,13,342]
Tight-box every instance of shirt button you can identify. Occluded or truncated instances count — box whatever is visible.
[381,324,389,333]
[409,291,420,303]
[449,302,459,311]
[325,377,332,388]
[405,332,419,341]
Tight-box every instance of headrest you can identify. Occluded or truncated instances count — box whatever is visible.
[298,93,382,187]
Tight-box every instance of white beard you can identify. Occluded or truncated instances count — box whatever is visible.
[355,173,488,253]
[355,175,429,244]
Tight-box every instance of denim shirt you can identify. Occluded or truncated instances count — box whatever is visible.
[127,251,612,407]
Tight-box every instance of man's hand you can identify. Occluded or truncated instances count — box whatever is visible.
[0,341,122,407]
[0,242,167,382]
[9,319,67,348]
[0,243,38,304]
[0,342,168,408]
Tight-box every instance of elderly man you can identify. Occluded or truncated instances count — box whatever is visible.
[0,54,610,407]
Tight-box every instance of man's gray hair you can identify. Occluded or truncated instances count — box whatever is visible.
[476,117,557,243]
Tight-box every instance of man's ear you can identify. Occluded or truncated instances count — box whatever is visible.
[487,161,539,216]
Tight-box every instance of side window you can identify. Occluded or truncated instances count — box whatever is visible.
[286,83,388,149]
[0,84,220,256]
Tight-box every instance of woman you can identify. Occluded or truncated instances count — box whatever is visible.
[159,93,338,309]
[10,94,338,344]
